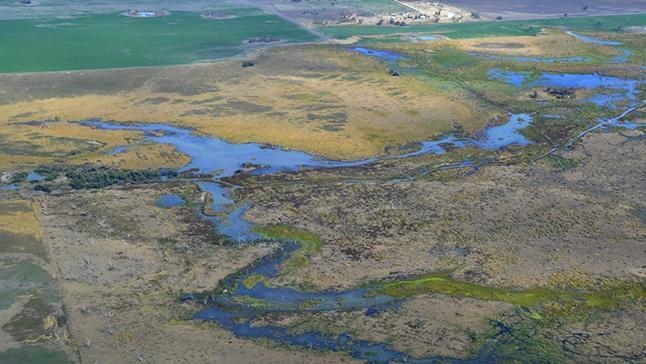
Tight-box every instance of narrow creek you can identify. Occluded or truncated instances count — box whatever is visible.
[83,110,539,240]
[80,47,645,362]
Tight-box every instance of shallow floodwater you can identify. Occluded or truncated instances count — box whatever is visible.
[415,35,440,41]
[188,242,472,364]
[488,68,640,105]
[351,47,404,62]
[84,122,373,176]
[106,146,129,155]
[82,84,642,361]
[26,172,45,182]
[401,113,533,157]
[84,112,540,240]
[566,30,631,64]
[610,49,632,64]
[83,121,375,238]
[156,194,184,208]
[134,11,157,18]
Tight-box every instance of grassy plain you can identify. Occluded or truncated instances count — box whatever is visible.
[0,120,189,170]
[449,29,621,58]
[230,123,646,361]
[0,27,642,170]
[320,13,646,39]
[0,45,499,164]
[0,10,316,73]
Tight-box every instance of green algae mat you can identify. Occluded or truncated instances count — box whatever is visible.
[0,10,316,73]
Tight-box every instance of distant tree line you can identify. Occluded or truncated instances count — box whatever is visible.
[65,166,176,189]
[4,164,185,191]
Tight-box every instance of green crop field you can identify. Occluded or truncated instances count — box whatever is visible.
[0,9,316,73]
[319,13,646,39]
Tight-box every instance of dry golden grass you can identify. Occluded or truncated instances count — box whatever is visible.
[0,119,191,170]
[0,120,144,169]
[449,29,620,58]
[0,32,631,170]
[0,45,499,164]
[96,144,191,170]
[0,200,42,238]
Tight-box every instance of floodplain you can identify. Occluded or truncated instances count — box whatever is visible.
[0,2,645,363]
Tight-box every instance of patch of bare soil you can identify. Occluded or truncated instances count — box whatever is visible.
[558,309,646,362]
[239,130,646,291]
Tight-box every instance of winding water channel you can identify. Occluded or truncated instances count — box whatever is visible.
[80,41,645,362]
[84,109,545,241]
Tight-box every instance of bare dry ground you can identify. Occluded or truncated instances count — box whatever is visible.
[38,184,357,363]
[238,130,646,291]
[29,127,646,363]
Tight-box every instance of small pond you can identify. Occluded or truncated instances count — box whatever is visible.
[156,194,184,208]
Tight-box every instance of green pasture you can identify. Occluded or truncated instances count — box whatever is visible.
[0,10,316,73]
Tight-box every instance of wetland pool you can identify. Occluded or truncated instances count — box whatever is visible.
[186,241,491,364]
[351,47,404,62]
[84,110,544,240]
[156,194,184,208]
[488,68,640,105]
[26,172,45,182]
[84,120,376,240]
[83,91,645,241]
